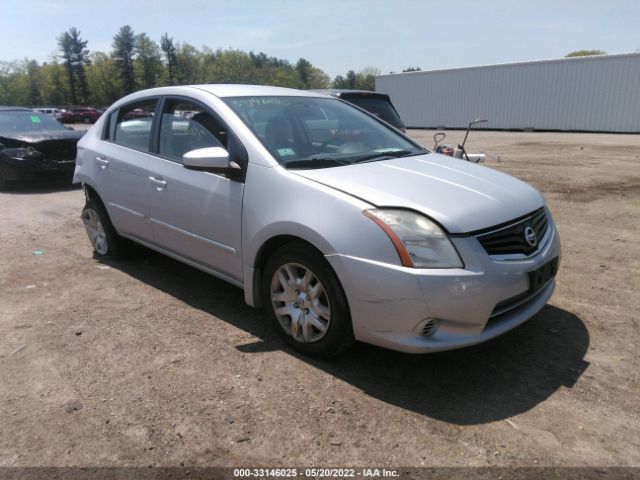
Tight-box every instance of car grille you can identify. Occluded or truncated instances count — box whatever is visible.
[475,207,548,256]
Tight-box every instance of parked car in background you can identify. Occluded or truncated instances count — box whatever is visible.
[312,89,406,132]
[74,85,560,357]
[34,107,63,120]
[123,108,153,119]
[0,107,84,188]
[60,107,101,124]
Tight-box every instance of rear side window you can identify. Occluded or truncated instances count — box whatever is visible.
[110,100,157,151]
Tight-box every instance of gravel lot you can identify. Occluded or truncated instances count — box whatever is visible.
[1,129,639,468]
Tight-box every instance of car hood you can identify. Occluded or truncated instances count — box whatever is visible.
[0,129,85,146]
[291,153,545,233]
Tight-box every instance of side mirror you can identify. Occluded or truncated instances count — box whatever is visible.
[182,147,241,172]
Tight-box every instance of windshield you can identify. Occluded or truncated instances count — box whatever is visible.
[223,96,425,168]
[0,111,67,134]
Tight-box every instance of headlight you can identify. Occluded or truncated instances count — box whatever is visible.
[2,147,42,160]
[364,209,463,268]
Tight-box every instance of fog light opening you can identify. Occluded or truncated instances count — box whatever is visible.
[420,319,439,338]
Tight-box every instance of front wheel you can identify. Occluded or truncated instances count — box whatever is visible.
[83,116,91,124]
[262,243,354,357]
[81,200,129,259]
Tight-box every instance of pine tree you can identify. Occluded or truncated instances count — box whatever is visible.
[57,28,90,104]
[160,33,177,86]
[112,26,137,94]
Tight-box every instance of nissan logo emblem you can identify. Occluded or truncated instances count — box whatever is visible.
[524,226,538,247]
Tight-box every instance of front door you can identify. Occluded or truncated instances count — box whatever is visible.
[146,98,244,282]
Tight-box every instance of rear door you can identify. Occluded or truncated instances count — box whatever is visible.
[146,97,245,282]
[93,99,158,241]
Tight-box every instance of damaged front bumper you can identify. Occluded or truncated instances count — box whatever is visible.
[326,220,561,353]
[0,157,76,182]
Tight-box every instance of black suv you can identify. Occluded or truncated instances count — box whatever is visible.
[312,89,406,132]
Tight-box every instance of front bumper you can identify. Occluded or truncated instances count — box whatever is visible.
[326,216,561,353]
[0,158,75,182]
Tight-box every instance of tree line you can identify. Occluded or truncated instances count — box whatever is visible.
[0,26,380,107]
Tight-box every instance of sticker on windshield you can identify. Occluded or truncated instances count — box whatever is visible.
[277,148,295,156]
[30,115,42,123]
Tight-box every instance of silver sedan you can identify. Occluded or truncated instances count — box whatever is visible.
[74,85,560,356]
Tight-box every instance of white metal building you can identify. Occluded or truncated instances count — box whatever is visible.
[376,53,640,132]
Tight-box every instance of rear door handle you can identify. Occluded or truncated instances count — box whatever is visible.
[96,156,109,169]
[148,176,167,191]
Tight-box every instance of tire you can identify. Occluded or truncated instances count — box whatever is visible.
[262,242,355,357]
[83,116,91,124]
[81,199,129,259]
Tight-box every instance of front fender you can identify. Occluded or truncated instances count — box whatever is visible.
[241,164,403,307]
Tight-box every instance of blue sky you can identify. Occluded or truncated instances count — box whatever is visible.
[1,0,639,77]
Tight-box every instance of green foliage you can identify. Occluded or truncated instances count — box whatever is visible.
[112,25,137,94]
[57,27,90,104]
[135,34,163,89]
[0,61,29,105]
[175,42,206,84]
[296,58,313,87]
[25,59,42,106]
[86,52,122,106]
[565,50,606,57]
[160,33,177,86]
[0,27,336,106]
[307,67,331,89]
[41,61,71,105]
[333,66,380,91]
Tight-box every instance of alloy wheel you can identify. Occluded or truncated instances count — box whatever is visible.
[82,208,108,255]
[270,262,331,343]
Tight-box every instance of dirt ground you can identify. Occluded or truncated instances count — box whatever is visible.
[1,130,639,468]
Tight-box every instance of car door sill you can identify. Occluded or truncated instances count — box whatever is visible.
[120,233,244,289]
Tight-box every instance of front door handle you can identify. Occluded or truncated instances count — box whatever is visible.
[96,156,109,169]
[148,176,167,191]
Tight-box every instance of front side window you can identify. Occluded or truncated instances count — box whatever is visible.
[158,100,227,161]
[224,96,424,169]
[111,100,157,151]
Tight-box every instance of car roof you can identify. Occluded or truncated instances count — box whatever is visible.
[190,84,327,98]
[106,85,336,113]
[118,84,327,100]
[0,106,33,112]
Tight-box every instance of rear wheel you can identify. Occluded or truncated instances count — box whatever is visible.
[81,199,129,259]
[262,243,354,357]
[83,116,91,124]
[0,169,7,190]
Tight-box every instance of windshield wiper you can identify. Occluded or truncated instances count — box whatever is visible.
[352,149,425,164]
[284,157,352,169]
